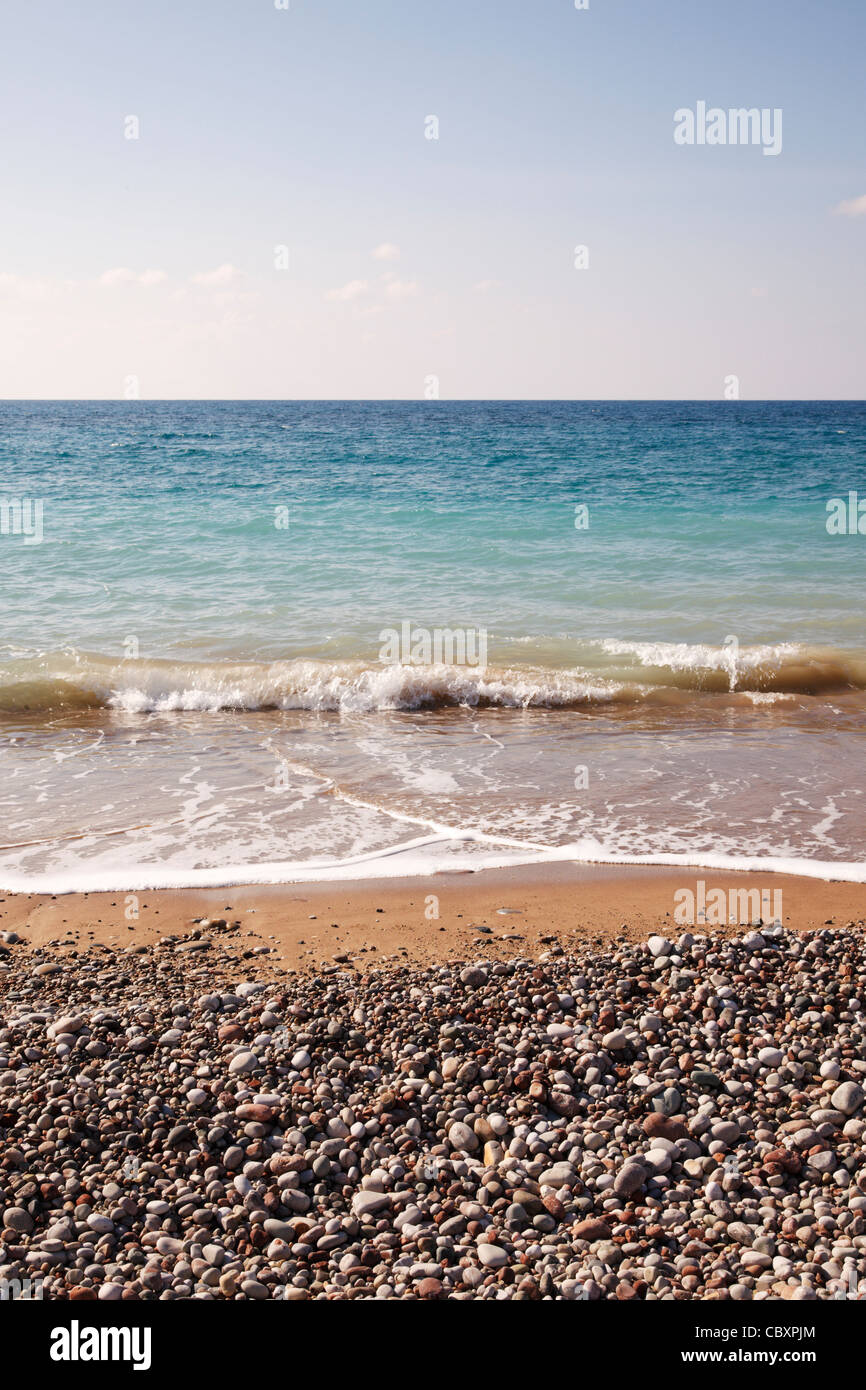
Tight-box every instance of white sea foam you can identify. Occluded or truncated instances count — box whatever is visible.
[1,641,864,714]
[597,638,801,672]
[0,829,863,894]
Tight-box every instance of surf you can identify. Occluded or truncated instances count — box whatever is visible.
[1,641,865,716]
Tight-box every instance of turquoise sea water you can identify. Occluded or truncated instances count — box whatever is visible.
[0,401,864,888]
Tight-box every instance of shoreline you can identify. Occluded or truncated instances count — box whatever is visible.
[3,861,862,973]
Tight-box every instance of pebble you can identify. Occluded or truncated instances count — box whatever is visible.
[477,1243,509,1268]
[228,1051,259,1074]
[352,1190,391,1218]
[0,923,863,1303]
[832,1081,864,1116]
[613,1162,647,1196]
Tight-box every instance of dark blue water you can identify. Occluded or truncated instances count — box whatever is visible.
[1,400,864,661]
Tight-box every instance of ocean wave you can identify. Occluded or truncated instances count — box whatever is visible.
[0,643,864,715]
[598,638,800,673]
[0,830,864,894]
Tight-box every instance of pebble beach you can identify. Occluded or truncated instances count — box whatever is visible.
[1,918,865,1301]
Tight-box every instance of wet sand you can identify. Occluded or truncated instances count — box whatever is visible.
[1,862,862,973]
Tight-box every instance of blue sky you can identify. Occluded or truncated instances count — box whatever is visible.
[1,0,864,397]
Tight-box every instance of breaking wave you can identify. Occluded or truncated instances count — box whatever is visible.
[0,642,864,715]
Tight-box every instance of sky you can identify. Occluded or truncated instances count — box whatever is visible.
[0,0,864,399]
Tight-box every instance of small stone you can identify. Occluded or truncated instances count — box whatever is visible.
[613,1163,647,1196]
[417,1277,443,1298]
[2,1208,33,1233]
[647,935,672,957]
[448,1121,479,1154]
[228,1051,259,1074]
[831,1081,864,1116]
[459,967,487,989]
[352,1190,391,1219]
[573,1218,612,1243]
[644,1113,687,1142]
[241,1279,270,1300]
[692,1069,721,1090]
[758,1046,784,1068]
[477,1243,509,1268]
[539,1162,578,1188]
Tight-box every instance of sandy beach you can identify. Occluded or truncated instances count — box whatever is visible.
[2,862,863,971]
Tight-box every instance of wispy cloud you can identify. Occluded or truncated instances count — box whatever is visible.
[372,242,400,261]
[832,194,866,217]
[384,278,419,301]
[99,267,168,287]
[191,263,244,286]
[473,279,501,293]
[325,279,369,302]
[0,272,53,301]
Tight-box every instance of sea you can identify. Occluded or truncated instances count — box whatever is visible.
[0,399,864,891]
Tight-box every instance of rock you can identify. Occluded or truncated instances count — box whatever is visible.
[547,1023,575,1039]
[448,1121,479,1153]
[511,1188,544,1216]
[831,1081,864,1116]
[647,935,672,957]
[477,1243,509,1268]
[241,1279,270,1299]
[740,1250,772,1269]
[644,1147,672,1172]
[352,1191,391,1219]
[156,1236,183,1255]
[228,1051,259,1074]
[539,1162,578,1188]
[644,1113,687,1141]
[417,1277,443,1298]
[710,1121,740,1145]
[263,1219,295,1241]
[459,967,487,989]
[573,1218,612,1243]
[758,1046,784,1067]
[166,1124,195,1147]
[742,931,766,950]
[692,1069,721,1090]
[2,1208,33,1233]
[613,1163,647,1196]
[48,1015,86,1037]
[483,1140,504,1166]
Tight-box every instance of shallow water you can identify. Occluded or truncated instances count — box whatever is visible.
[1,400,864,888]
